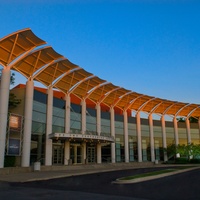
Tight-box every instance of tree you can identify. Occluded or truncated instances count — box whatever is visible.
[8,93,21,111]
[0,69,15,85]
[177,117,199,123]
[0,69,21,110]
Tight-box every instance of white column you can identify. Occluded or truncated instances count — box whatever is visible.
[0,67,11,168]
[149,114,155,162]
[185,118,191,144]
[81,99,86,134]
[124,110,129,163]
[81,99,86,163]
[64,94,71,165]
[64,141,70,165]
[81,143,86,164]
[96,103,101,164]
[65,94,71,133]
[136,112,142,162]
[74,145,77,164]
[37,134,43,161]
[96,103,101,135]
[110,107,115,163]
[97,143,101,164]
[21,78,34,167]
[45,86,53,166]
[161,115,168,162]
[173,117,179,146]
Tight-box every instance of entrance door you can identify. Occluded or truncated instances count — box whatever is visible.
[70,144,82,164]
[87,147,96,163]
[53,145,64,165]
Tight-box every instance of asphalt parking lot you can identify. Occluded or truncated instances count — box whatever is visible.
[0,166,200,200]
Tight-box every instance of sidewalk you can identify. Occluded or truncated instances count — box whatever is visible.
[0,162,197,183]
[0,162,158,182]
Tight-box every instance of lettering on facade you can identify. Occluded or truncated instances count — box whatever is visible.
[52,133,114,142]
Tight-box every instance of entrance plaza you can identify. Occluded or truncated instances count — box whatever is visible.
[0,28,200,168]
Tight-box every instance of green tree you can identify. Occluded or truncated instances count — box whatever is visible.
[0,69,21,110]
[8,93,21,111]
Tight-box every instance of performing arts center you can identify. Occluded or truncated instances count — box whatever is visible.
[0,28,200,168]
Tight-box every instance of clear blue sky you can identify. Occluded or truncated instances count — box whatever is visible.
[1,0,200,104]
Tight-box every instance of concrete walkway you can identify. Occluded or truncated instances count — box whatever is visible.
[0,162,198,183]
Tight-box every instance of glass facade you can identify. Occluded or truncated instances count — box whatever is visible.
[128,117,137,161]
[191,123,200,144]
[153,121,163,161]
[29,89,200,165]
[31,93,47,164]
[86,108,97,133]
[115,116,124,162]
[177,122,187,145]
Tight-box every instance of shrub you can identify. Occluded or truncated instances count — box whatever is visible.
[4,156,16,167]
[189,159,200,164]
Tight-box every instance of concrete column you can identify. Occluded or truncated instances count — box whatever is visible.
[65,94,71,133]
[186,118,191,144]
[124,110,129,163]
[74,145,77,164]
[173,117,179,146]
[45,86,53,166]
[97,143,101,164]
[110,107,115,163]
[96,103,101,164]
[81,143,86,164]
[81,99,86,134]
[136,112,142,162]
[64,141,70,165]
[149,114,155,162]
[21,78,34,167]
[161,115,168,162]
[81,99,86,163]
[96,103,101,135]
[37,134,43,161]
[0,67,10,168]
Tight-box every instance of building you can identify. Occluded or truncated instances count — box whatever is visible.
[0,28,200,168]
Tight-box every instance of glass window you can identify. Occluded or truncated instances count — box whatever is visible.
[191,128,200,144]
[101,118,110,135]
[70,112,81,130]
[166,127,175,145]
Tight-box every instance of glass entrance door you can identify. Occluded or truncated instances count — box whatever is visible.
[70,144,82,164]
[87,146,96,163]
[53,144,64,165]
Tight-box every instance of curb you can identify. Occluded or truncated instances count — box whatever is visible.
[112,166,200,184]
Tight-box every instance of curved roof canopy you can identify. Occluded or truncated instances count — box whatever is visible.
[0,28,200,118]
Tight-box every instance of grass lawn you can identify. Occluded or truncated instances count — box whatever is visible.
[119,166,193,181]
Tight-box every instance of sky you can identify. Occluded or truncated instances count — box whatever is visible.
[1,0,200,105]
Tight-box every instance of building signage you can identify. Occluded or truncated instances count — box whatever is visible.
[9,115,21,130]
[49,133,114,142]
[8,139,20,156]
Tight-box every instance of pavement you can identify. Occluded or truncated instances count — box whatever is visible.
[0,162,199,183]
